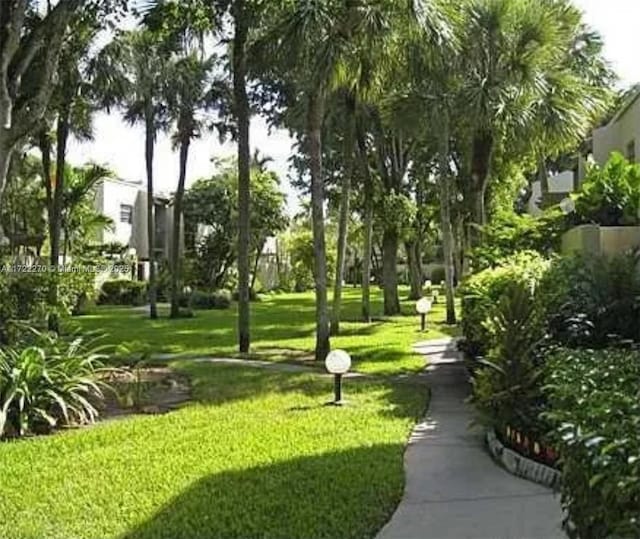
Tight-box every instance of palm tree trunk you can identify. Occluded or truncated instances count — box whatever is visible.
[382,228,400,316]
[51,108,69,268]
[308,90,330,362]
[170,137,190,319]
[406,240,422,300]
[145,114,158,319]
[538,154,549,209]
[233,0,251,353]
[330,98,355,336]
[48,107,70,332]
[357,128,373,323]
[438,113,456,325]
[468,131,493,245]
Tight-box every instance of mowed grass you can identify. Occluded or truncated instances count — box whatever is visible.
[0,362,428,539]
[76,286,459,375]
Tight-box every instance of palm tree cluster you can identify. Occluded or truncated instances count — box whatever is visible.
[0,0,613,361]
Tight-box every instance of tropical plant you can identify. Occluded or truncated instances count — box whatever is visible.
[0,329,108,439]
[573,152,640,226]
[165,52,218,318]
[95,28,172,319]
[537,251,640,347]
[460,251,550,358]
[544,348,640,538]
[470,280,547,435]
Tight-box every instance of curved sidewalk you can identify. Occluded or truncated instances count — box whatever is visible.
[377,338,565,539]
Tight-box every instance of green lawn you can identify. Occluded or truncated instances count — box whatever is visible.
[0,362,428,539]
[76,287,459,375]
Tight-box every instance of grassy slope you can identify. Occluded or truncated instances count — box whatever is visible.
[0,364,427,539]
[76,287,459,375]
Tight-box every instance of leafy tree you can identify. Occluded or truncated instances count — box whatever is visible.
[183,159,287,290]
[0,0,127,237]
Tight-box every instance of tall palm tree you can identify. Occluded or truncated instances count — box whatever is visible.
[232,0,252,353]
[166,53,215,318]
[95,30,170,319]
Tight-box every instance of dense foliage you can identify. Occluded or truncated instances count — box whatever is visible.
[460,251,550,358]
[0,329,107,439]
[574,152,640,226]
[471,209,568,270]
[99,280,147,306]
[544,348,640,538]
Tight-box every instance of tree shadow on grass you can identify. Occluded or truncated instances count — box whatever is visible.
[118,443,406,539]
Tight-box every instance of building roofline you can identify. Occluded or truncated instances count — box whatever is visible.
[609,85,640,125]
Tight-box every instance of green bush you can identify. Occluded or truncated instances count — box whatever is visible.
[544,348,640,538]
[99,280,147,306]
[0,272,96,343]
[537,251,640,347]
[0,328,108,439]
[189,289,232,310]
[472,208,567,270]
[460,251,550,358]
[430,266,445,285]
[574,152,640,226]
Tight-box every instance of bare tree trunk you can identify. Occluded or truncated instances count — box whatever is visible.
[145,114,158,319]
[308,90,330,362]
[357,128,373,323]
[233,0,251,353]
[438,113,456,325]
[406,240,422,300]
[170,138,190,319]
[250,243,262,291]
[0,142,11,240]
[330,96,355,336]
[382,228,400,316]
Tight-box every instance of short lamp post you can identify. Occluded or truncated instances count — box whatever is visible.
[416,297,432,332]
[325,349,351,405]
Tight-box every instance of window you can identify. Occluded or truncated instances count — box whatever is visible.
[120,204,133,224]
[627,140,636,163]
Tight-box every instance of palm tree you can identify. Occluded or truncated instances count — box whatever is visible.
[232,0,252,353]
[61,164,114,261]
[264,1,362,361]
[95,30,170,319]
[165,53,215,318]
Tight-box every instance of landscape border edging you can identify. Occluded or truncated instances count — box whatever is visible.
[486,429,561,489]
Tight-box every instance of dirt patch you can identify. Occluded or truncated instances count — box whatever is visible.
[99,367,192,418]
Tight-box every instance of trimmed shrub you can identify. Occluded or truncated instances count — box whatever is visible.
[460,251,550,358]
[99,280,147,306]
[544,348,640,538]
[189,289,232,310]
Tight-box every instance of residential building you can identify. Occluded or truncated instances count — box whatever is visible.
[528,87,640,215]
[94,177,181,279]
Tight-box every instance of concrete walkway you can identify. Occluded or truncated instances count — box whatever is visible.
[377,338,565,539]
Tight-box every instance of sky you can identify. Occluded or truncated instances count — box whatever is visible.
[67,0,640,213]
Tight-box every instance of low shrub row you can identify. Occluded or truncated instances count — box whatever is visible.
[99,280,147,306]
[181,289,232,310]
